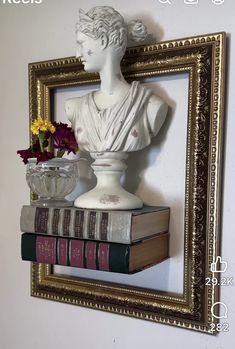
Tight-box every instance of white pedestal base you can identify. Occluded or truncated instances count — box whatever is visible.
[74,152,143,210]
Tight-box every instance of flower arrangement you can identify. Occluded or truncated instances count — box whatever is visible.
[17,117,78,164]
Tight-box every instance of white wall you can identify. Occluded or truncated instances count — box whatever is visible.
[1,0,235,348]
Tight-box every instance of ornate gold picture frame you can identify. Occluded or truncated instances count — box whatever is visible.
[29,32,226,333]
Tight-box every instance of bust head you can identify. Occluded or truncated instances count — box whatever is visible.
[76,6,128,72]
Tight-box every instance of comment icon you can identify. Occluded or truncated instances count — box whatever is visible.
[211,302,228,319]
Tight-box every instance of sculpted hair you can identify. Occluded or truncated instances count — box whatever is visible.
[76,6,128,55]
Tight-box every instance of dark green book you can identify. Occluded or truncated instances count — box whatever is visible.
[21,232,169,274]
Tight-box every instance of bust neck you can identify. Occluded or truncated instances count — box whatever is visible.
[99,57,128,91]
[95,57,130,110]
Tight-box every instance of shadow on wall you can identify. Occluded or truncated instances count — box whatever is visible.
[125,83,176,202]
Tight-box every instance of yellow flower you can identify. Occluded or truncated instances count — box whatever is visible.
[31,117,56,135]
[48,124,56,133]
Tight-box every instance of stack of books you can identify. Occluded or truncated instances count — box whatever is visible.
[20,205,170,274]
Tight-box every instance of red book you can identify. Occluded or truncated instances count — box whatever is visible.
[99,243,110,271]
[85,241,97,270]
[58,239,68,266]
[36,236,56,264]
[70,240,84,268]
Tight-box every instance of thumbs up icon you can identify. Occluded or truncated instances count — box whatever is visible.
[210,256,228,273]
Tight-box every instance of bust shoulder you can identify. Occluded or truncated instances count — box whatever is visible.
[146,93,168,136]
[65,96,84,118]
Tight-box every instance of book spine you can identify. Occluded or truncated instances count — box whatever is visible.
[58,238,68,266]
[87,212,97,240]
[62,209,71,237]
[100,212,109,241]
[51,209,60,235]
[20,206,131,244]
[34,207,50,234]
[70,240,84,268]
[85,241,97,270]
[36,235,57,264]
[73,210,85,238]
[21,233,129,273]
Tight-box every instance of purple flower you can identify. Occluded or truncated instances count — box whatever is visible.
[52,122,78,154]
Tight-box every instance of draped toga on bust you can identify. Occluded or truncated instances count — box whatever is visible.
[67,81,165,152]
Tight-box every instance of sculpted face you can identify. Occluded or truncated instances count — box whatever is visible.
[76,32,107,73]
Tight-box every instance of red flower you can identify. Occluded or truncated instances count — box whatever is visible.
[17,148,35,164]
[35,151,54,163]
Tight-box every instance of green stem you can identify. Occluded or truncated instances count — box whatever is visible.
[38,132,46,153]
[56,150,65,158]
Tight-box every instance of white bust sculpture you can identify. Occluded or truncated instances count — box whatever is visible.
[65,6,168,210]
